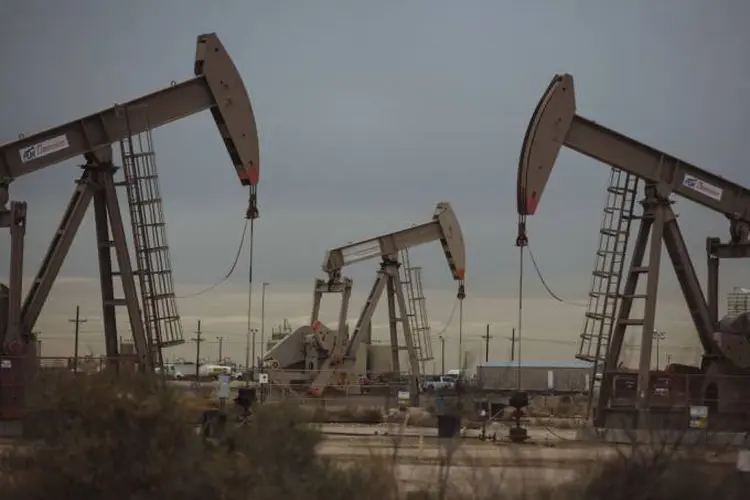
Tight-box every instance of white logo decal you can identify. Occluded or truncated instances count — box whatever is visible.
[682,174,723,202]
[19,134,70,163]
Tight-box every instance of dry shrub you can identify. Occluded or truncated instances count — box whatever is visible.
[0,371,396,500]
[403,447,750,500]
[541,449,750,500]
[304,404,384,423]
[333,405,383,423]
[386,407,437,427]
[527,395,587,418]
[3,370,749,499]
[526,417,585,429]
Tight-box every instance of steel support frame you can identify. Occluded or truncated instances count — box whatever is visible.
[595,185,716,428]
[10,151,152,370]
[0,200,26,350]
[309,258,422,405]
[348,258,421,405]
[386,277,401,373]
[706,238,750,324]
[311,277,352,345]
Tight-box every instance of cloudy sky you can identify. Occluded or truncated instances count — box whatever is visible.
[1,0,748,370]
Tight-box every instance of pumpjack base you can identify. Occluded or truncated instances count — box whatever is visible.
[508,426,529,443]
[508,391,530,443]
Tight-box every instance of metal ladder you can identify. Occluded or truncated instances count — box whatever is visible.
[399,248,434,374]
[577,168,640,374]
[117,105,184,368]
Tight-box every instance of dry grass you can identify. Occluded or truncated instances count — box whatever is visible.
[1,371,748,499]
[309,404,385,424]
[540,450,749,500]
[2,371,396,500]
[526,395,588,418]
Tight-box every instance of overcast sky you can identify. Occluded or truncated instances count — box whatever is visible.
[1,0,748,369]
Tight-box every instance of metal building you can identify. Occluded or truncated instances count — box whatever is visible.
[477,360,592,394]
[727,287,750,315]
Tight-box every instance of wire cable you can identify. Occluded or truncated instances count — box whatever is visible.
[175,219,249,299]
[526,243,588,308]
[432,298,459,338]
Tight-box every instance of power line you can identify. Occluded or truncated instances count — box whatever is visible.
[33,331,701,351]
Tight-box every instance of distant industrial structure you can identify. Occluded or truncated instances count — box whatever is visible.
[727,287,750,315]
[265,319,294,352]
[477,360,592,394]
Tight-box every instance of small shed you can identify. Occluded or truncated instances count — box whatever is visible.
[477,360,593,393]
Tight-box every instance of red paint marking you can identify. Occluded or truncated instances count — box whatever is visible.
[239,166,259,185]
[308,387,322,397]
[525,194,538,215]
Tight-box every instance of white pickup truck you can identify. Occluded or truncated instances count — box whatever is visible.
[422,374,456,392]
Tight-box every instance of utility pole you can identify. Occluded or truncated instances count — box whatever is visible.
[483,324,492,363]
[510,327,516,362]
[251,328,258,370]
[68,306,87,373]
[439,335,446,374]
[261,282,269,360]
[216,336,224,363]
[192,320,203,380]
[653,329,666,371]
[32,331,42,357]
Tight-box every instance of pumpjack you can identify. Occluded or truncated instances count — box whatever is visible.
[263,202,466,405]
[518,73,750,430]
[0,33,260,419]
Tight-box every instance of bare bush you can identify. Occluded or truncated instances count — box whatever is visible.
[538,450,750,500]
[0,371,396,500]
[299,404,384,423]
[2,371,748,500]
